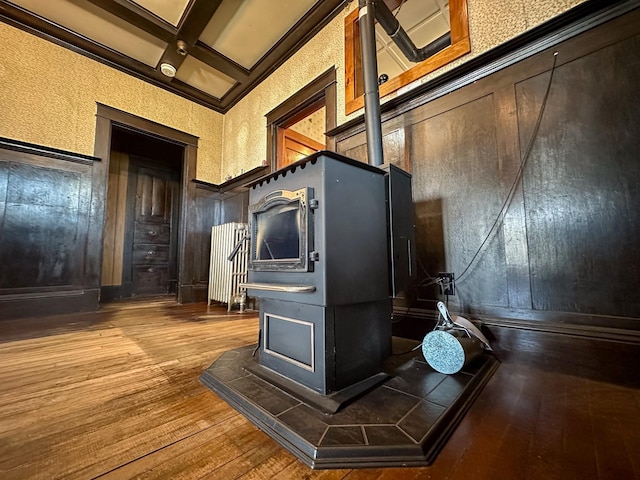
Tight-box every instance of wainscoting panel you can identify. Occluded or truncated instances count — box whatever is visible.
[332,4,640,332]
[516,34,640,318]
[410,93,509,309]
[0,138,101,317]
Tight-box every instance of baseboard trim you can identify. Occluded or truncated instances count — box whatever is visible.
[392,305,640,345]
[477,316,640,345]
[0,289,100,319]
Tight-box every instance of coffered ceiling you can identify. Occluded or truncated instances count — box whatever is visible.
[0,0,346,113]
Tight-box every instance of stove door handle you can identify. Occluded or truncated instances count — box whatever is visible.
[239,282,316,293]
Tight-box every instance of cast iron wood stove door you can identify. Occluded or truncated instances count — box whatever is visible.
[127,162,179,296]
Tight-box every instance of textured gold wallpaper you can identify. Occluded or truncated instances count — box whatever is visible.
[390,0,587,101]
[0,22,223,183]
[221,0,586,182]
[0,0,586,184]
[463,0,585,63]
[220,4,349,180]
[289,107,326,145]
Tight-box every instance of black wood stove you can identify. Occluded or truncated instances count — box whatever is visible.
[241,151,396,398]
[199,2,498,467]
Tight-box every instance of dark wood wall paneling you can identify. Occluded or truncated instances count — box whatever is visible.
[0,138,101,317]
[333,4,640,338]
[181,166,267,303]
[516,42,640,319]
[0,109,266,317]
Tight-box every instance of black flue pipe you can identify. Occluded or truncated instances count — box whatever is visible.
[374,0,451,63]
[357,0,453,167]
[358,0,384,166]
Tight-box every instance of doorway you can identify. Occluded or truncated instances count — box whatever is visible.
[266,68,337,170]
[94,104,200,304]
[101,127,183,301]
[278,101,326,168]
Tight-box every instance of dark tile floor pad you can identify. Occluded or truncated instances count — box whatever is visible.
[200,338,499,469]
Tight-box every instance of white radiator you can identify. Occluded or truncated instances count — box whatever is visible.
[208,222,249,310]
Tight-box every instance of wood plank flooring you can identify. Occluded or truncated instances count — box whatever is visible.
[1,298,639,479]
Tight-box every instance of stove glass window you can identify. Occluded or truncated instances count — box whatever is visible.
[255,203,300,261]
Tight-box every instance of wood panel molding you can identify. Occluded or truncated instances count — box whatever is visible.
[0,137,99,165]
[344,0,470,115]
[475,310,640,342]
[393,304,640,344]
[0,290,100,318]
[338,4,640,333]
[332,0,640,139]
[96,104,199,147]
[193,164,268,194]
[0,138,102,318]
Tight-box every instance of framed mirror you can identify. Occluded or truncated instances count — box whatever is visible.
[344,0,470,115]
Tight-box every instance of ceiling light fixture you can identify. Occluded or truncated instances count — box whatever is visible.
[176,40,188,56]
[160,62,177,78]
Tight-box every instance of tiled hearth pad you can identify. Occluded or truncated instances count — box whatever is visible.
[200,339,499,469]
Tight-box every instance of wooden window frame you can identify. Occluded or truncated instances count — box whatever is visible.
[344,0,470,115]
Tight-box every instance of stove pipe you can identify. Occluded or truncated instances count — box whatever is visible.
[373,0,451,64]
[357,0,452,167]
[358,0,384,166]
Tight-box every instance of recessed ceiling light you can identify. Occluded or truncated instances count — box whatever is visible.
[160,63,177,78]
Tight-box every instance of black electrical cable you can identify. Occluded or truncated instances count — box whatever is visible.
[457,52,559,284]
[252,329,261,357]
[392,344,422,356]
[394,0,407,18]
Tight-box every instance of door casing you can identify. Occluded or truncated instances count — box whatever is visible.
[94,104,198,303]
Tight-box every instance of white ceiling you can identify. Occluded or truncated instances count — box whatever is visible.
[12,0,167,67]
[175,55,237,99]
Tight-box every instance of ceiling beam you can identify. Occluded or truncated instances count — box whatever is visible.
[84,0,176,42]
[81,0,249,86]
[191,42,250,83]
[156,0,223,74]
[0,1,224,112]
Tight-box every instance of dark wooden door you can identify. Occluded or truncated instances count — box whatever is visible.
[126,163,179,296]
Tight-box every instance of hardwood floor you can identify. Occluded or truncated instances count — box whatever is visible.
[1,299,638,479]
